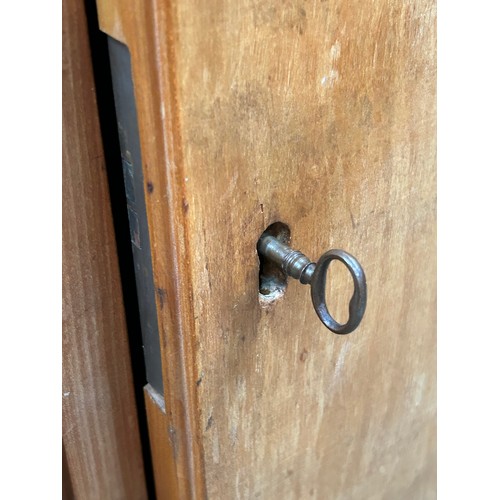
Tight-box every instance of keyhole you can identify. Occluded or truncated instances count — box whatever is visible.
[257,222,290,305]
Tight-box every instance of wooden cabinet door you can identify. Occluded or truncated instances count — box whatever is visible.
[97,0,436,498]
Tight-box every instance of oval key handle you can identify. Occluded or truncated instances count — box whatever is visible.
[257,235,367,334]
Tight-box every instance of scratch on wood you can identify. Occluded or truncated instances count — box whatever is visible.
[168,425,179,460]
[349,208,357,229]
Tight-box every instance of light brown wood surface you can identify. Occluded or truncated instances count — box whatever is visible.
[144,384,180,500]
[97,0,436,498]
[62,0,147,497]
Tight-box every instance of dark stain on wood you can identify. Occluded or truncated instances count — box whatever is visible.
[156,287,167,310]
[182,198,189,214]
[205,415,214,432]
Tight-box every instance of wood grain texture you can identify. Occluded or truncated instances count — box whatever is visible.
[97,0,436,498]
[144,384,180,500]
[62,0,147,497]
[96,0,208,496]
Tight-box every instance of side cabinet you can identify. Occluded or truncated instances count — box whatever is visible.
[97,0,436,498]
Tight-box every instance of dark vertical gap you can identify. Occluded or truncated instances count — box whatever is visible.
[82,1,156,498]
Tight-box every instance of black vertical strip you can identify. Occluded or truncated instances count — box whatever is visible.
[107,38,164,395]
[82,1,157,498]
